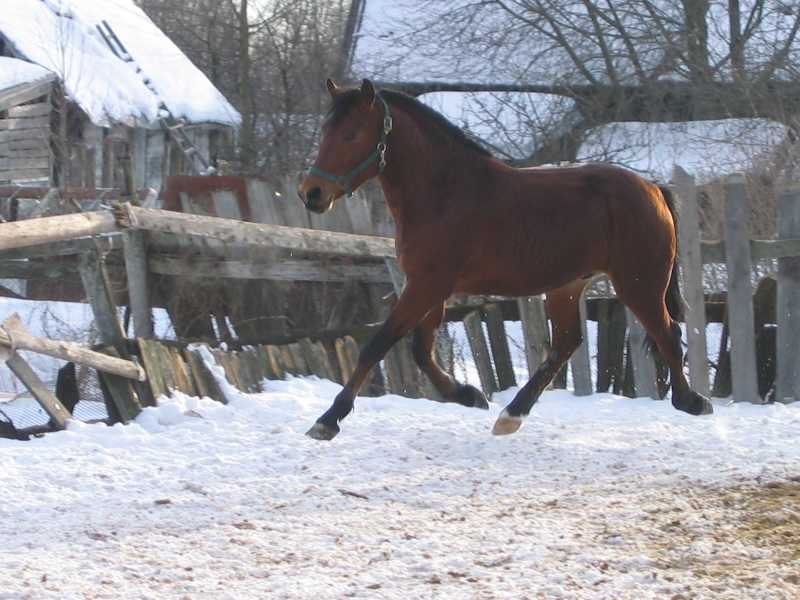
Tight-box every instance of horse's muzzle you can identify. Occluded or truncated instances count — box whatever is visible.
[297,185,330,213]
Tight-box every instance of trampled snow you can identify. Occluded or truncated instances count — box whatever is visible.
[0,0,240,127]
[2,375,799,599]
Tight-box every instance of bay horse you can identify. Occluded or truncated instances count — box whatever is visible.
[298,78,713,441]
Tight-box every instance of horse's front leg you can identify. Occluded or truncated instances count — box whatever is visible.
[306,280,447,441]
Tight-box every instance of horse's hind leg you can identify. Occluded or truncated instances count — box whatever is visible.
[493,279,588,435]
[612,277,713,416]
[412,303,489,409]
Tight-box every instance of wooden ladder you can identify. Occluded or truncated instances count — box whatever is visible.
[95,19,216,176]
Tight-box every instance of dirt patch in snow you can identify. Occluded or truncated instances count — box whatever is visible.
[644,479,800,597]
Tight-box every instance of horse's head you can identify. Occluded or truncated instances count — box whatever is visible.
[298,78,391,213]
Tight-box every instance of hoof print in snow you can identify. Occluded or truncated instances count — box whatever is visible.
[449,384,490,410]
[492,410,523,436]
[306,421,339,441]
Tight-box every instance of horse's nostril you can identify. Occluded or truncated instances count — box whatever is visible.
[307,187,322,202]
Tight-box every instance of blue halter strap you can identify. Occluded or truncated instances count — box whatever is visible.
[308,95,393,197]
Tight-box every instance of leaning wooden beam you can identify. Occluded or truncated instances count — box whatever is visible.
[0,235,122,261]
[0,211,118,252]
[4,352,71,430]
[0,314,145,381]
[115,203,396,258]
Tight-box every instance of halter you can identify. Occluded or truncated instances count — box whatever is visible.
[309,95,393,197]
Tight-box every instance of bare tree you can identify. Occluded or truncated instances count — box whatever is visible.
[363,0,800,166]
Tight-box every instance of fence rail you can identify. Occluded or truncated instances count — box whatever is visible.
[1,168,798,437]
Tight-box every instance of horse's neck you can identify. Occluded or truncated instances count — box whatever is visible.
[377,107,483,232]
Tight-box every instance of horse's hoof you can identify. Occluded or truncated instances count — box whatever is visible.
[449,384,490,410]
[674,391,714,416]
[492,410,523,436]
[306,421,340,441]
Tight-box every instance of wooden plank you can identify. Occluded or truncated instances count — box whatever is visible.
[0,138,50,152]
[117,203,397,258]
[184,347,225,403]
[0,116,51,131]
[597,300,627,394]
[0,129,50,144]
[0,76,56,111]
[168,345,196,396]
[5,351,70,430]
[287,343,309,375]
[0,156,50,171]
[300,338,333,380]
[724,175,760,403]
[0,168,50,182]
[78,249,141,420]
[148,255,392,283]
[265,345,286,380]
[8,103,52,118]
[0,147,50,160]
[384,257,406,294]
[625,308,659,399]
[78,250,127,349]
[123,230,154,338]
[517,295,550,378]
[484,303,516,390]
[673,167,709,395]
[776,187,800,404]
[335,337,356,383]
[462,311,497,397]
[0,313,145,380]
[0,210,117,252]
[569,295,592,396]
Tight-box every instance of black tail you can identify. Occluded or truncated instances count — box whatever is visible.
[658,185,685,322]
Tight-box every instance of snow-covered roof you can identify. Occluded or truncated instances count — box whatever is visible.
[0,0,240,128]
[419,91,786,181]
[0,57,53,92]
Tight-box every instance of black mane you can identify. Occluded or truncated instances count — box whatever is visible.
[325,87,492,158]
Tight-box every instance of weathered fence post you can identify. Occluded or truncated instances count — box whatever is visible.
[122,230,154,338]
[462,310,497,397]
[5,352,71,430]
[569,295,592,396]
[78,249,143,420]
[625,308,659,399]
[724,174,760,403]
[516,295,550,378]
[673,166,709,395]
[776,186,800,403]
[484,303,516,390]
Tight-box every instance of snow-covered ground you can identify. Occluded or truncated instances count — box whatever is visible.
[2,376,799,599]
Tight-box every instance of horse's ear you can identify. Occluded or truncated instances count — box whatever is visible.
[360,79,375,106]
[326,78,340,97]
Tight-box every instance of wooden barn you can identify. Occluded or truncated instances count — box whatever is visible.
[0,0,240,192]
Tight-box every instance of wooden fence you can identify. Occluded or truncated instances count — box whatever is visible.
[1,167,799,438]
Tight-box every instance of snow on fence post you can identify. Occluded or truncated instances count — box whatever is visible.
[517,295,550,379]
[724,174,760,403]
[625,308,659,399]
[569,295,592,396]
[776,186,800,404]
[673,166,709,396]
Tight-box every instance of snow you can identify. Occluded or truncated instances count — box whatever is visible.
[0,57,53,91]
[1,377,799,598]
[0,0,240,128]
